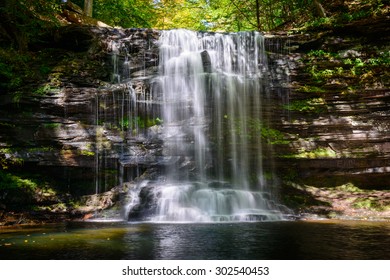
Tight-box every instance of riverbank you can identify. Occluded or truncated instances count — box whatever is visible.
[283,182,390,221]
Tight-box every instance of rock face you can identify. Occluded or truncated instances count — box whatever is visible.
[265,17,390,191]
[0,26,161,198]
[262,17,390,217]
[0,19,389,219]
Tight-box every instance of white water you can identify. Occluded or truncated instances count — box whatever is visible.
[125,30,288,222]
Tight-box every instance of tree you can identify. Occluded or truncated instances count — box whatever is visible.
[313,0,326,18]
[0,0,60,51]
[93,0,156,28]
[205,0,328,32]
[153,0,210,30]
[84,0,93,17]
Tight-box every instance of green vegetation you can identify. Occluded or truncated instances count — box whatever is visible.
[283,147,337,159]
[336,182,362,193]
[0,1,62,55]
[79,149,95,157]
[68,0,331,32]
[0,48,33,91]
[119,116,162,131]
[229,117,290,144]
[0,169,62,211]
[260,126,290,144]
[0,169,38,192]
[301,45,390,92]
[297,85,326,93]
[352,197,390,211]
[71,0,156,28]
[283,98,327,113]
[0,148,23,170]
[1,1,388,46]
[42,123,61,129]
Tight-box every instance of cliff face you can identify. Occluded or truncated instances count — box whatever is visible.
[0,26,161,222]
[266,16,390,217]
[0,17,389,222]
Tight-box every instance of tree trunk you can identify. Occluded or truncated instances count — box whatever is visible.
[255,0,261,31]
[84,0,93,17]
[313,0,326,18]
[1,0,28,51]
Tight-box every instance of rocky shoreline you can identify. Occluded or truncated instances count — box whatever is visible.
[1,183,389,227]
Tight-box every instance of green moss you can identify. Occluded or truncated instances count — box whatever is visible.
[341,10,371,22]
[79,149,95,157]
[26,146,55,153]
[352,197,389,211]
[43,123,61,129]
[0,148,23,169]
[283,147,337,159]
[283,98,327,113]
[0,122,16,128]
[0,49,32,91]
[336,183,362,193]
[232,118,290,144]
[119,116,163,131]
[368,51,390,66]
[307,50,339,60]
[282,169,299,182]
[34,84,55,96]
[303,16,335,30]
[261,127,290,144]
[0,169,37,191]
[297,85,326,93]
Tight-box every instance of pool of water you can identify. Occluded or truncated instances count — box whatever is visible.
[1,220,389,259]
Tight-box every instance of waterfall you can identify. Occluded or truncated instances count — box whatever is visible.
[125,30,288,222]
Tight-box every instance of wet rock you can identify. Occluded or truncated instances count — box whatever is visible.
[127,185,158,221]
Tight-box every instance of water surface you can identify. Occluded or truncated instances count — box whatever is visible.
[1,220,389,259]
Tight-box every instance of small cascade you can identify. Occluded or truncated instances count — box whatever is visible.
[125,30,289,222]
[91,32,158,199]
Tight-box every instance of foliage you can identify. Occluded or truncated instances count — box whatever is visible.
[0,148,23,170]
[95,0,156,28]
[283,147,337,159]
[336,183,362,193]
[0,0,61,50]
[0,169,37,191]
[283,98,327,113]
[34,84,53,95]
[120,116,163,130]
[228,117,289,144]
[153,0,330,32]
[2,0,386,37]
[297,85,325,93]
[79,149,95,156]
[71,0,157,28]
[352,197,390,211]
[0,48,32,91]
[0,169,60,209]
[303,45,390,90]
[149,0,389,32]
[260,126,290,144]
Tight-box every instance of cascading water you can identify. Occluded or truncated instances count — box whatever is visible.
[125,30,289,222]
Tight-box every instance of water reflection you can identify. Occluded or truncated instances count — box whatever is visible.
[0,221,389,259]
